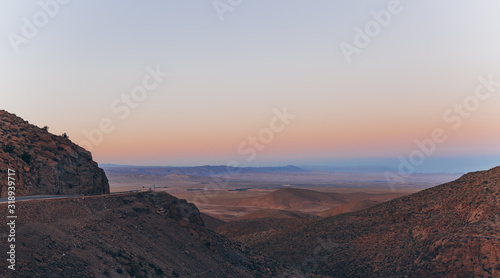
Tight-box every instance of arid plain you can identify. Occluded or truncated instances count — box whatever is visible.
[104,166,461,220]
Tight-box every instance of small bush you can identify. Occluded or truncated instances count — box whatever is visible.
[3,145,14,153]
[149,263,164,276]
[115,268,123,274]
[20,152,31,164]
[42,126,49,131]
[155,267,164,276]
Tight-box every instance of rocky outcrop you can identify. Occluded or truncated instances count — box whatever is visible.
[0,110,109,197]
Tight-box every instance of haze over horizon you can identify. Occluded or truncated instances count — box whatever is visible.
[2,1,500,173]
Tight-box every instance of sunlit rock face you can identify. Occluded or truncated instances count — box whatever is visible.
[0,110,109,197]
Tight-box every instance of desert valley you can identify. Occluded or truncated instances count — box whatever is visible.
[1,110,499,277]
[103,164,459,221]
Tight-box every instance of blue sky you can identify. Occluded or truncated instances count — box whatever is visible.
[1,0,500,173]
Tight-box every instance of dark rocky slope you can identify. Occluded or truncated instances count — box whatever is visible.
[0,110,109,197]
[0,192,284,277]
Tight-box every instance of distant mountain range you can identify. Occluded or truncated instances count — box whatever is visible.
[101,164,307,177]
[101,164,464,176]
[300,165,398,173]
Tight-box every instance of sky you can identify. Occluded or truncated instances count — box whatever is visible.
[1,0,500,173]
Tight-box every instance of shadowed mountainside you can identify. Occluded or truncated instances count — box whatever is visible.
[0,110,109,197]
[0,192,285,277]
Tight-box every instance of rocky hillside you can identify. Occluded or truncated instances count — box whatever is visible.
[0,191,285,277]
[217,166,500,277]
[316,200,381,217]
[0,110,109,197]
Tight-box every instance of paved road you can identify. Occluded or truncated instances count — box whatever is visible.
[0,191,147,204]
[0,195,81,204]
